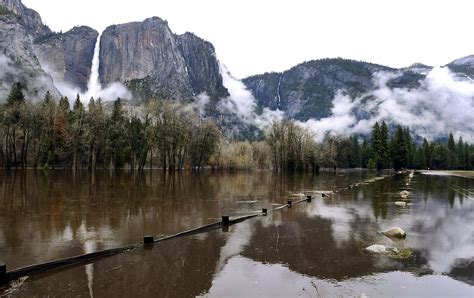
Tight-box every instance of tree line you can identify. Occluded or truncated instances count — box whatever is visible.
[366,121,474,171]
[1,83,473,171]
[0,83,219,171]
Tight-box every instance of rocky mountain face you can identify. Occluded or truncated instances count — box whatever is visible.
[243,59,396,120]
[1,1,227,103]
[0,10,60,100]
[34,26,99,92]
[243,55,474,122]
[0,0,51,38]
[446,55,474,79]
[100,17,228,101]
[176,32,229,100]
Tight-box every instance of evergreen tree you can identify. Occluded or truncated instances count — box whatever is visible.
[422,138,432,169]
[71,94,86,169]
[390,125,409,171]
[6,82,25,106]
[108,98,128,168]
[380,121,390,169]
[447,133,458,169]
[413,147,427,169]
[403,127,414,168]
[456,137,465,169]
[360,139,371,168]
[3,83,29,168]
[371,122,382,170]
[432,144,448,169]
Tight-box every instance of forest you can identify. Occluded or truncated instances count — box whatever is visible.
[1,83,473,171]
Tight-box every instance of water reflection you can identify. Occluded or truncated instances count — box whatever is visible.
[0,170,365,269]
[207,256,471,297]
[1,171,473,296]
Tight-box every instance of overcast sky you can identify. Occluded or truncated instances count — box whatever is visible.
[23,0,474,78]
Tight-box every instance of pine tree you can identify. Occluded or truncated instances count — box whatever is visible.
[447,133,458,169]
[371,122,382,170]
[361,139,371,168]
[380,121,389,169]
[390,125,409,171]
[432,144,448,169]
[6,82,25,106]
[456,137,465,169]
[403,127,414,168]
[413,147,427,169]
[71,94,86,170]
[422,138,432,169]
[108,98,127,168]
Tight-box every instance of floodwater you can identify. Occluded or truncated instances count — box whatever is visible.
[0,170,473,297]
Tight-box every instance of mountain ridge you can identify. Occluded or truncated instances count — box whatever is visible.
[0,0,473,142]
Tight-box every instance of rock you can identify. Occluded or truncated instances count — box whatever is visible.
[0,14,60,100]
[400,191,410,199]
[0,0,52,38]
[176,32,229,100]
[99,17,227,101]
[365,244,399,254]
[446,55,474,79]
[381,227,407,239]
[34,26,99,92]
[395,201,407,207]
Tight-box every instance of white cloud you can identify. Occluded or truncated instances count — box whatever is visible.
[219,63,284,130]
[299,67,474,142]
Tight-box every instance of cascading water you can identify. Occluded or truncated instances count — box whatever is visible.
[85,33,102,100]
[38,29,131,102]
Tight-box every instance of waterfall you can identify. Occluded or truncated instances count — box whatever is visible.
[85,33,102,100]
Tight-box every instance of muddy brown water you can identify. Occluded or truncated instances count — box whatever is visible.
[0,170,473,297]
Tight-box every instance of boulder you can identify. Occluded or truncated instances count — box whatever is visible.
[365,244,399,254]
[381,227,407,239]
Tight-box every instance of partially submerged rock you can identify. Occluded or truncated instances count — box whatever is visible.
[400,191,410,199]
[365,245,413,259]
[381,227,407,239]
[365,244,399,254]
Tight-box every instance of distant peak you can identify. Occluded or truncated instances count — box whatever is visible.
[144,16,167,24]
[409,63,430,68]
[448,55,474,66]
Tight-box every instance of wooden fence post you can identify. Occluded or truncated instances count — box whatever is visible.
[143,236,154,245]
[222,216,230,225]
[0,262,7,285]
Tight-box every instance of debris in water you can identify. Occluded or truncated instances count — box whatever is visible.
[1,277,29,295]
[390,248,413,259]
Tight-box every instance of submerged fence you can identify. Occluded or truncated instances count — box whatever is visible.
[0,194,316,287]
